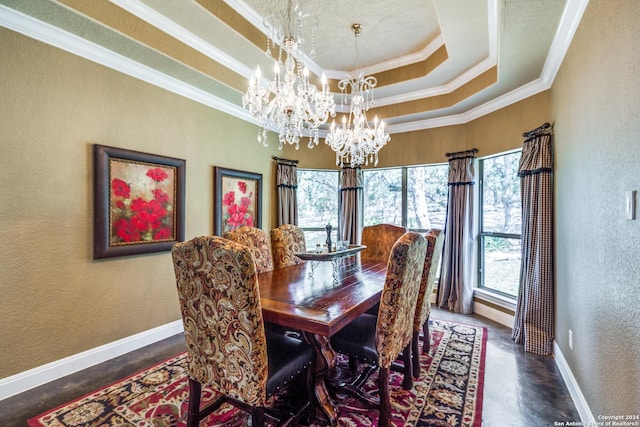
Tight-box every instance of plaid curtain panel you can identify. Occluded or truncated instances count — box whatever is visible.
[512,133,554,355]
[438,151,475,314]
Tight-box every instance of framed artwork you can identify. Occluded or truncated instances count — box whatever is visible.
[214,167,262,236]
[93,144,185,259]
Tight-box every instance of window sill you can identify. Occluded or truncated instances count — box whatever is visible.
[473,288,517,313]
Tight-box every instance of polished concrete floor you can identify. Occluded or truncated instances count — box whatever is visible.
[0,308,580,426]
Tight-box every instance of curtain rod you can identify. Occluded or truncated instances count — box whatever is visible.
[446,148,478,157]
[523,122,552,138]
[272,156,299,165]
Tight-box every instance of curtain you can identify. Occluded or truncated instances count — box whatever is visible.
[437,151,476,314]
[339,167,363,244]
[276,161,298,226]
[512,132,554,355]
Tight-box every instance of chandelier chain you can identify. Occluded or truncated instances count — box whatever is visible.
[325,23,390,167]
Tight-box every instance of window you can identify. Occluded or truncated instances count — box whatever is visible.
[297,169,339,247]
[363,168,403,226]
[407,165,448,231]
[478,151,522,297]
[298,164,448,251]
[363,165,448,231]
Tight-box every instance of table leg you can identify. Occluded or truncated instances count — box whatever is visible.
[308,260,319,278]
[331,259,339,284]
[303,332,338,426]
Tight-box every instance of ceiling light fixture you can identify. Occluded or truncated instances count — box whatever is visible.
[325,23,390,167]
[242,0,336,150]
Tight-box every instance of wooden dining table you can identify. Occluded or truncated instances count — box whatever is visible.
[257,255,388,426]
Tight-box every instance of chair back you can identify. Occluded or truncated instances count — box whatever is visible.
[375,232,426,368]
[360,223,407,262]
[223,226,274,274]
[171,236,269,406]
[413,229,445,332]
[270,224,306,269]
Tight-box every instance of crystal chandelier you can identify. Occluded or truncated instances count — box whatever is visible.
[325,24,390,167]
[242,0,336,150]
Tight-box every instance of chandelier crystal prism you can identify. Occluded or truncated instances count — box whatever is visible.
[242,0,336,150]
[325,24,390,167]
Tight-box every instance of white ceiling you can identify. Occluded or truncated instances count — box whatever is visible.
[0,0,589,135]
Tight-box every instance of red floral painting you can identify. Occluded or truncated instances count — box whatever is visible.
[93,144,185,259]
[221,177,256,233]
[109,161,176,244]
[214,167,262,236]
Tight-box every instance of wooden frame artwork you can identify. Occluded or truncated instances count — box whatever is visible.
[94,144,185,259]
[214,167,262,236]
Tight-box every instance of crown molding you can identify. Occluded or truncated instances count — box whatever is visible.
[0,0,589,136]
[323,34,446,80]
[111,0,256,79]
[386,78,550,134]
[541,0,589,83]
[0,5,252,123]
[225,0,497,80]
[383,0,588,134]
[374,57,496,107]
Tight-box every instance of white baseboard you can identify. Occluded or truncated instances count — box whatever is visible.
[553,341,595,423]
[473,301,515,328]
[0,320,184,401]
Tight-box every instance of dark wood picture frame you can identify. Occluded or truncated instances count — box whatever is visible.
[94,144,185,259]
[214,167,262,236]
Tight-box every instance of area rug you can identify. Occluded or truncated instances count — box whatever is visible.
[28,319,486,427]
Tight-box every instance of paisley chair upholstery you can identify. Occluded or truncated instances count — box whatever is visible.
[360,223,407,262]
[223,226,274,274]
[411,229,445,376]
[362,223,408,316]
[330,232,426,427]
[270,224,306,269]
[171,236,314,427]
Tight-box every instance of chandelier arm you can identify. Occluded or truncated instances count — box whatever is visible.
[243,1,336,149]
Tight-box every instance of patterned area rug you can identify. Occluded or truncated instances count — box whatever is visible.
[28,320,486,427]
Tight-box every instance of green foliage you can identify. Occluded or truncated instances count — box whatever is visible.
[297,170,339,227]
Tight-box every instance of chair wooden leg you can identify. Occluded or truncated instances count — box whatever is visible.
[378,367,391,427]
[348,354,358,372]
[187,378,201,427]
[422,318,431,354]
[401,344,413,390]
[251,407,265,427]
[412,330,421,378]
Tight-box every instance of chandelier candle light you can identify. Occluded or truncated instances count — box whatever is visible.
[325,24,390,167]
[242,0,336,150]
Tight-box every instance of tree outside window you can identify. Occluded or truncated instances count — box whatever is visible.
[479,151,522,297]
[297,169,339,247]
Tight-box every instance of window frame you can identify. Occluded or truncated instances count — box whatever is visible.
[362,163,448,232]
[296,168,340,245]
[476,149,522,299]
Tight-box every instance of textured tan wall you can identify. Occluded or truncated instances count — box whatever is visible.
[551,0,640,415]
[0,29,281,378]
[283,91,551,170]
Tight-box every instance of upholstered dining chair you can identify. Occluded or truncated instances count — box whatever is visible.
[411,229,445,377]
[360,223,407,262]
[171,236,314,427]
[270,224,306,269]
[362,223,407,316]
[330,232,426,427]
[223,226,274,274]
